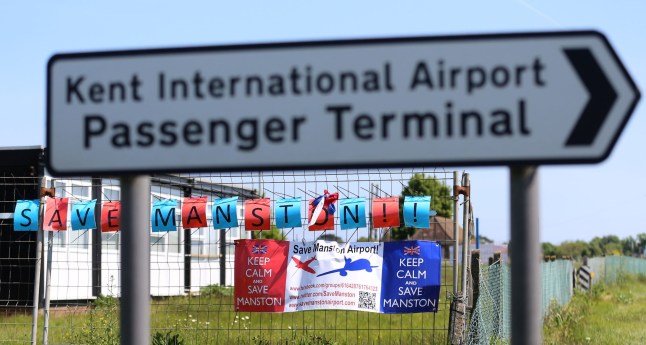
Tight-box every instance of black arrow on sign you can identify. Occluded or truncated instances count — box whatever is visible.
[564,48,617,146]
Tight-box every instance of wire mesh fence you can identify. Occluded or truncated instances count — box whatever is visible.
[541,260,573,315]
[593,256,646,284]
[465,258,510,345]
[465,258,574,345]
[587,257,606,286]
[466,255,646,345]
[0,168,462,344]
[0,172,41,344]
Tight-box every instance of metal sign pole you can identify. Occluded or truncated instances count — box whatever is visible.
[30,176,48,345]
[510,166,541,345]
[43,231,53,345]
[30,226,43,345]
[120,175,151,345]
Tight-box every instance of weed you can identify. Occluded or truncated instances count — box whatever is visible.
[252,332,338,345]
[199,285,234,297]
[543,293,589,344]
[615,291,633,304]
[69,277,120,345]
[69,295,120,345]
[152,330,185,345]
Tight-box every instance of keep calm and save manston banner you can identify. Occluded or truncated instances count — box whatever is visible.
[234,239,441,314]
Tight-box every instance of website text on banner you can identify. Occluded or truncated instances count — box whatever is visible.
[234,240,441,314]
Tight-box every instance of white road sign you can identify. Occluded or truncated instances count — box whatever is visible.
[47,31,639,175]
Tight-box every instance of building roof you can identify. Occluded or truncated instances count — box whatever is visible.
[411,216,463,243]
[382,216,463,243]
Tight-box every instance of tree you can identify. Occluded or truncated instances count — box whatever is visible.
[555,240,591,259]
[588,237,604,256]
[401,173,453,218]
[389,173,453,240]
[479,235,494,244]
[541,242,557,256]
[318,233,344,242]
[622,236,637,256]
[599,235,622,255]
[251,225,284,240]
[638,233,646,254]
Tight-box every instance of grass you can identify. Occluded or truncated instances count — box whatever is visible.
[0,263,457,344]
[0,295,450,344]
[543,274,646,345]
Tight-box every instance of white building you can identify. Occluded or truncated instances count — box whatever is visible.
[0,146,259,305]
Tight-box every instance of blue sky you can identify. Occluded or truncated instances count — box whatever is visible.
[1,1,644,244]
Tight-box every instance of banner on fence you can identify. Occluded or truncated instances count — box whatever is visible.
[13,193,438,232]
[234,239,441,314]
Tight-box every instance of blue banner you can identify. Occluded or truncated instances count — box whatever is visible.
[152,199,177,232]
[274,198,301,229]
[14,200,40,231]
[71,199,96,230]
[212,196,238,229]
[380,241,442,313]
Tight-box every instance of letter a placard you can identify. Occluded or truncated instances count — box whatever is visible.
[44,197,69,231]
[182,196,208,229]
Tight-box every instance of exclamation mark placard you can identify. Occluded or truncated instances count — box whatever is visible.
[403,196,431,228]
[383,203,388,223]
[372,197,400,228]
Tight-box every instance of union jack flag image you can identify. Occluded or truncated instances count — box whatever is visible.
[251,244,268,254]
[403,245,420,255]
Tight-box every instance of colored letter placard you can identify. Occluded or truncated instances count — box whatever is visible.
[71,199,96,230]
[44,198,69,231]
[101,201,121,232]
[372,197,400,228]
[152,199,177,232]
[9,194,435,233]
[404,196,431,228]
[380,241,442,313]
[182,196,207,228]
[234,239,290,312]
[14,200,40,231]
[234,240,441,314]
[339,198,366,230]
[245,198,270,231]
[308,199,334,231]
[213,197,238,229]
[275,198,301,229]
